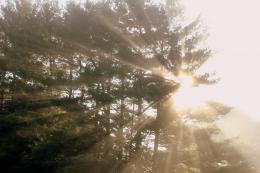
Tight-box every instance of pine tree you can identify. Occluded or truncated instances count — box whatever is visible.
[0,1,255,173]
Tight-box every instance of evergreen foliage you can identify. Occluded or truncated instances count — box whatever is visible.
[0,0,255,173]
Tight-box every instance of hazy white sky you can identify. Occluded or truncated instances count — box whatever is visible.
[57,0,260,119]
[182,0,260,120]
[1,0,259,119]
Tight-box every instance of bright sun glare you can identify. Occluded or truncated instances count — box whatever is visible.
[182,0,260,120]
[179,75,193,89]
[172,75,205,110]
[163,72,202,110]
[59,0,260,119]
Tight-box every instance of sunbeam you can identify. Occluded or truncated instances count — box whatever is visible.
[172,75,206,110]
[1,0,259,173]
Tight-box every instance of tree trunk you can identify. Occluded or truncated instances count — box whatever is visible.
[135,98,143,151]
[11,73,17,101]
[152,128,159,173]
[118,77,125,160]
[118,98,124,160]
[0,71,5,111]
[68,64,73,99]
[105,81,111,135]
[0,89,4,111]
[49,56,55,77]
[104,80,112,158]
[79,60,85,103]
[152,102,161,173]
[129,103,135,158]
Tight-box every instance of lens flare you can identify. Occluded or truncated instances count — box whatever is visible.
[172,75,206,110]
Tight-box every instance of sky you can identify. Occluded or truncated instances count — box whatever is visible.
[0,0,259,119]
[54,0,260,120]
[57,0,260,120]
[182,0,260,120]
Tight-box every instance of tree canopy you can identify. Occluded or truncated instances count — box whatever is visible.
[0,0,256,173]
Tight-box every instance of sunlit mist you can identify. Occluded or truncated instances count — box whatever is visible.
[179,75,193,89]
[172,75,205,110]
[183,0,260,120]
[1,0,259,173]
[163,72,205,111]
[181,0,260,171]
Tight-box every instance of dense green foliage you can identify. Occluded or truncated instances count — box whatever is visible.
[0,0,256,173]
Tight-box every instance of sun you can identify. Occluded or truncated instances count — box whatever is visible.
[172,75,206,110]
[179,75,193,89]
[163,72,203,110]
[182,0,260,120]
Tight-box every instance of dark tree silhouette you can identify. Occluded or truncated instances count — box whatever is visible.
[0,1,255,173]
